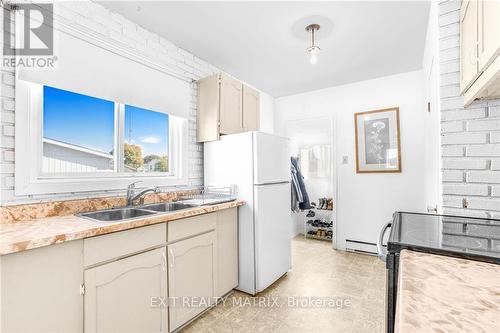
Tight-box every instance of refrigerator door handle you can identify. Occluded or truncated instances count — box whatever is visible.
[255,181,290,186]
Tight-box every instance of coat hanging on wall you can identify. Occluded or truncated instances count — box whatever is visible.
[291,156,311,212]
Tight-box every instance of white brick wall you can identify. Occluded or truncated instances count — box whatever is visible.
[439,1,500,218]
[0,1,220,205]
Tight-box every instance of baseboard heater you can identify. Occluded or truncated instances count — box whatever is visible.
[345,239,381,256]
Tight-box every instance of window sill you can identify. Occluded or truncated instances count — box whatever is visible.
[15,175,189,196]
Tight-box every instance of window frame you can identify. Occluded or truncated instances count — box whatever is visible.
[15,80,189,195]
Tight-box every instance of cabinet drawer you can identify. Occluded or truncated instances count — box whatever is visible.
[168,213,216,242]
[84,223,166,267]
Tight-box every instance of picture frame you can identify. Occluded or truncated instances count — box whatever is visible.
[354,107,401,173]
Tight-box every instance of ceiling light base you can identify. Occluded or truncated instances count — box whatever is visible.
[305,24,320,32]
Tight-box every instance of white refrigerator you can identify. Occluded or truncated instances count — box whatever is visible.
[204,132,292,295]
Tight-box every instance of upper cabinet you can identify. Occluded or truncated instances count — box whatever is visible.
[219,74,243,135]
[460,0,478,93]
[460,0,500,106]
[478,0,500,71]
[242,85,260,132]
[197,73,260,142]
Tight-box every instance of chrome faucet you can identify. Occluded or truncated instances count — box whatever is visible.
[126,181,160,206]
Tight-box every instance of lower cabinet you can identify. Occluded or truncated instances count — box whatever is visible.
[84,247,168,333]
[1,208,239,333]
[167,231,217,331]
[0,240,84,333]
[216,207,238,297]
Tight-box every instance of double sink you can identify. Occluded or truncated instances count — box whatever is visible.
[79,202,198,223]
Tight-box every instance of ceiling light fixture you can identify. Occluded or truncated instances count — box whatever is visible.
[305,24,321,65]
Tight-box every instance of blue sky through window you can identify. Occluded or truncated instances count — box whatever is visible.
[124,105,169,157]
[43,86,115,154]
[43,85,169,164]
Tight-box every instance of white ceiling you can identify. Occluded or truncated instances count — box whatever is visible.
[100,1,430,97]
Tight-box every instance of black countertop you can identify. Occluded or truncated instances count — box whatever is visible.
[388,212,500,265]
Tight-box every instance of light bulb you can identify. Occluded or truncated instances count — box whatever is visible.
[306,45,320,65]
[309,53,319,64]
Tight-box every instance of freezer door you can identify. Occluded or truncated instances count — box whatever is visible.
[254,182,292,293]
[204,132,253,188]
[253,132,290,185]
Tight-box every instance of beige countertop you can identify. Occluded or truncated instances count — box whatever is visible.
[395,250,500,333]
[0,200,244,255]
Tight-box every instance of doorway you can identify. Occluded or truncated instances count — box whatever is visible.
[285,116,336,248]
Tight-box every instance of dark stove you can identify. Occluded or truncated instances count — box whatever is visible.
[381,211,500,333]
[388,212,500,263]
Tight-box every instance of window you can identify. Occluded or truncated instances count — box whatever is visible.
[124,105,169,173]
[16,81,188,195]
[42,86,116,174]
[42,86,171,175]
[42,86,173,174]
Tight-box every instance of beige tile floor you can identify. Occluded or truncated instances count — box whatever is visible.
[181,237,386,333]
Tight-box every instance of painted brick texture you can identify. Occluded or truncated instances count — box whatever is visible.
[0,1,219,205]
[439,1,500,218]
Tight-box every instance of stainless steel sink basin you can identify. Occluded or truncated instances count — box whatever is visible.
[80,208,157,222]
[139,202,197,212]
[78,201,199,223]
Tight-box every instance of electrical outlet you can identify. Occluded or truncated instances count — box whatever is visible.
[342,156,348,164]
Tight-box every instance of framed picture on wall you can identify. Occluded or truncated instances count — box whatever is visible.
[354,107,401,173]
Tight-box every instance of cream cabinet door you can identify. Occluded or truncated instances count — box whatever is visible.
[1,241,84,333]
[197,75,220,142]
[460,0,479,93]
[219,73,243,134]
[84,247,168,333]
[168,232,217,331]
[216,208,238,297]
[478,0,500,71]
[242,85,260,132]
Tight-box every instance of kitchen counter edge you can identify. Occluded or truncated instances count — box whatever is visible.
[0,200,245,255]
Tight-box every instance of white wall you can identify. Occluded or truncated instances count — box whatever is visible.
[259,92,275,134]
[275,70,427,250]
[422,0,442,213]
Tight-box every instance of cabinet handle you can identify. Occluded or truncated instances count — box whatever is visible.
[162,251,167,272]
[169,249,175,268]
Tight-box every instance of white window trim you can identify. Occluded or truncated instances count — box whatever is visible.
[15,80,189,195]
